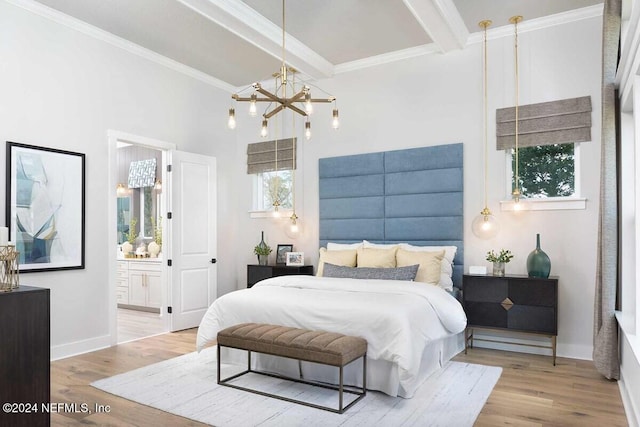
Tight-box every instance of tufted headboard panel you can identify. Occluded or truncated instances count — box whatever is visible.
[319,143,464,289]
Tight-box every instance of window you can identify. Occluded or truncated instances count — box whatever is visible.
[511,143,576,198]
[253,171,293,212]
[247,138,296,215]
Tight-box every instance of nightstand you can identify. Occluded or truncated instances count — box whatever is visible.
[463,273,558,365]
[247,264,314,288]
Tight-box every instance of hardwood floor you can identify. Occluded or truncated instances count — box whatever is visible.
[50,330,628,426]
[453,348,628,426]
[117,307,164,343]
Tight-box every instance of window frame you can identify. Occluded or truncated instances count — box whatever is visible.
[501,142,586,211]
[249,171,294,218]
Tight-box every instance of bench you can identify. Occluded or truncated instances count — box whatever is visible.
[217,323,367,413]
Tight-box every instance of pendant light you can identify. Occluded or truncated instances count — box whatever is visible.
[472,20,499,239]
[510,15,526,210]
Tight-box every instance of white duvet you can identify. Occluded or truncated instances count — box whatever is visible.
[196,275,467,396]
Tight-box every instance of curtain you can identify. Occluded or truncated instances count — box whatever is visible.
[496,96,592,150]
[247,138,297,174]
[593,0,621,380]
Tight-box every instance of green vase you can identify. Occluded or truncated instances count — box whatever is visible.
[527,234,551,278]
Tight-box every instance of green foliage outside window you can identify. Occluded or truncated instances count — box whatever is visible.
[261,171,293,210]
[512,143,575,198]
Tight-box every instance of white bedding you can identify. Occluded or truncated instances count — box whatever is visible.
[196,275,467,397]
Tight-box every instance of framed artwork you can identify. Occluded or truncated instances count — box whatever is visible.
[276,244,293,265]
[286,252,304,267]
[5,142,85,272]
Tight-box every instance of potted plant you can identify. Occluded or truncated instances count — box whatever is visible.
[148,217,162,258]
[486,249,514,276]
[254,232,272,266]
[122,218,138,258]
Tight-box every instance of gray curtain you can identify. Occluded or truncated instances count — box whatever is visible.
[593,0,621,380]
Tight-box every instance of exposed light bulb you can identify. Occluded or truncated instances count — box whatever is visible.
[304,90,313,114]
[332,109,340,129]
[261,119,268,138]
[305,121,312,141]
[227,108,236,129]
[249,94,257,117]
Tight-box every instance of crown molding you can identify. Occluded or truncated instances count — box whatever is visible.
[334,44,440,75]
[337,4,604,74]
[5,0,237,93]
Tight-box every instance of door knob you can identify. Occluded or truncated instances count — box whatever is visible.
[210,258,217,264]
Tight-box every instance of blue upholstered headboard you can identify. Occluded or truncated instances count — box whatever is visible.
[319,143,464,289]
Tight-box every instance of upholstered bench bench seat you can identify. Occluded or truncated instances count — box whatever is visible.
[217,322,367,413]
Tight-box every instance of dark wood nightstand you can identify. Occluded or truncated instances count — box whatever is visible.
[247,264,314,288]
[463,273,558,365]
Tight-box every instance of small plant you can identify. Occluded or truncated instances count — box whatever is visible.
[486,249,514,263]
[125,217,138,245]
[151,217,162,246]
[254,244,272,256]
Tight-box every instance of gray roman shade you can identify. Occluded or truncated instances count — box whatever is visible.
[496,96,592,150]
[128,158,157,188]
[247,138,297,174]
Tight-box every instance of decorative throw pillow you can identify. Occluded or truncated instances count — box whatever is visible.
[323,263,419,281]
[399,244,457,290]
[396,248,445,285]
[316,248,357,276]
[356,246,398,268]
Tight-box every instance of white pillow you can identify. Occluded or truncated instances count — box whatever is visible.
[327,241,364,250]
[363,240,399,249]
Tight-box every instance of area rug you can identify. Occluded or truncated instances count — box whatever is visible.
[92,347,501,426]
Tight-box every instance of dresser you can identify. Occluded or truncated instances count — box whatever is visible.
[247,264,314,288]
[463,274,558,365]
[0,286,50,427]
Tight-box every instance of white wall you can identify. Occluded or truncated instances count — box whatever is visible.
[0,1,236,358]
[233,16,603,360]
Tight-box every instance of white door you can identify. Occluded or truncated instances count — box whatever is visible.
[168,150,217,331]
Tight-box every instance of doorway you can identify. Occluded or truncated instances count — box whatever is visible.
[108,131,174,344]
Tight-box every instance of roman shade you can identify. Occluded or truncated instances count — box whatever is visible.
[496,96,592,150]
[247,138,297,174]
[128,158,156,188]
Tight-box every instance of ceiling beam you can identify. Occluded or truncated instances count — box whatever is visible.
[177,0,334,80]
[402,0,469,53]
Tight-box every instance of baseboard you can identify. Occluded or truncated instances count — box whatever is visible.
[471,330,593,360]
[51,334,112,361]
[619,377,639,427]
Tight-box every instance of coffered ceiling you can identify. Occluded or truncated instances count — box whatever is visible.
[29,0,603,90]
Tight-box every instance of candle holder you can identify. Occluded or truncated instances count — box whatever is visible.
[0,245,19,292]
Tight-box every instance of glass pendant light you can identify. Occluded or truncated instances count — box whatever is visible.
[472,20,499,239]
[332,108,340,129]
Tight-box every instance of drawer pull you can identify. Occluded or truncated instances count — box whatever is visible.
[501,297,514,311]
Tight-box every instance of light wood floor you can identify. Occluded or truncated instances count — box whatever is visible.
[50,330,628,426]
[117,307,164,343]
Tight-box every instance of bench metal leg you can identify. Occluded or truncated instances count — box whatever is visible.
[217,344,367,414]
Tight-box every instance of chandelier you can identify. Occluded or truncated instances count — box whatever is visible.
[226,0,339,138]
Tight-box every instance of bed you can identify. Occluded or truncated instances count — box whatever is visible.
[197,143,466,398]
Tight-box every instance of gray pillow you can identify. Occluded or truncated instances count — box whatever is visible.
[323,263,419,281]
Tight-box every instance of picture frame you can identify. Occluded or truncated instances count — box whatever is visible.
[5,142,85,272]
[276,244,293,265]
[286,252,304,267]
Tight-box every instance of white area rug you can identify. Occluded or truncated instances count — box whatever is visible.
[92,347,501,427]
